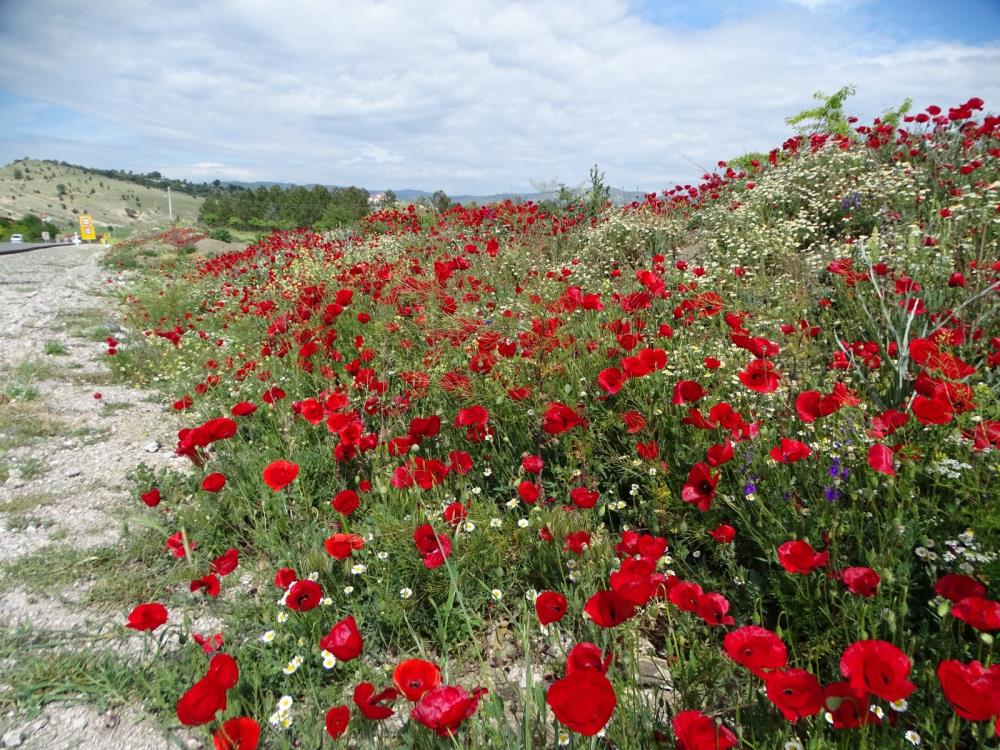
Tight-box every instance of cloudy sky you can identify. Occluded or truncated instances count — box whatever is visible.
[0,0,997,194]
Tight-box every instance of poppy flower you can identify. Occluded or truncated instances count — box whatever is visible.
[263,460,299,491]
[738,358,781,393]
[695,592,735,626]
[274,567,297,589]
[723,625,787,676]
[210,548,239,576]
[166,531,195,558]
[566,642,613,675]
[521,455,544,474]
[839,640,916,702]
[140,488,161,507]
[190,574,221,597]
[564,530,591,554]
[708,524,735,544]
[547,669,616,736]
[841,567,880,597]
[823,682,879,729]
[597,367,626,395]
[535,591,568,625]
[126,602,168,631]
[230,401,257,417]
[671,380,705,405]
[569,487,599,509]
[324,705,350,739]
[320,615,364,661]
[668,579,704,613]
[769,438,811,463]
[583,590,636,628]
[332,489,360,515]
[285,579,322,611]
[636,440,659,460]
[680,463,719,511]
[411,685,487,737]
[177,670,230,726]
[325,533,365,559]
[705,440,733,467]
[777,540,828,574]
[541,402,586,434]
[201,473,226,492]
[213,717,260,750]
[621,411,646,433]
[934,574,986,603]
[867,443,895,475]
[413,524,452,569]
[951,596,1000,631]
[672,710,737,750]
[393,659,442,701]
[937,660,1000,721]
[518,480,541,504]
[353,682,398,720]
[763,668,823,723]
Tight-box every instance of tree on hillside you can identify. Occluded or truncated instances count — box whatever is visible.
[585,164,610,218]
[431,190,453,213]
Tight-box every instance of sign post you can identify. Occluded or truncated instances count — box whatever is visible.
[79,214,96,241]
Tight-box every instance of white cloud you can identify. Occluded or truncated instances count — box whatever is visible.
[0,0,997,193]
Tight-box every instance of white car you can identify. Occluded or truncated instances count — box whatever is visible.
[9,234,23,243]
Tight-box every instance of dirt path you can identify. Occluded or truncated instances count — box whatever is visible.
[0,245,193,749]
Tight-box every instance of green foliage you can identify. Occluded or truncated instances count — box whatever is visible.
[200,184,370,230]
[786,85,858,136]
[585,164,610,218]
[209,228,233,242]
[430,189,453,213]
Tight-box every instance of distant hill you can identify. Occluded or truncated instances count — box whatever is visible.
[0,159,203,233]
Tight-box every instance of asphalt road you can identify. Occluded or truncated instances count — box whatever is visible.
[0,241,83,255]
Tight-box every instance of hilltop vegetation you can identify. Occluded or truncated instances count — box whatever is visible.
[0,158,203,233]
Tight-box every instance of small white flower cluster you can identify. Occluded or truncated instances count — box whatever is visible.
[269,694,294,729]
[929,457,972,480]
[283,654,303,675]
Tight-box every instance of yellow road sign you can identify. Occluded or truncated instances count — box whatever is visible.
[79,214,96,241]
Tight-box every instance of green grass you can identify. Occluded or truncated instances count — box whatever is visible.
[0,492,56,514]
[43,340,68,356]
[0,401,70,450]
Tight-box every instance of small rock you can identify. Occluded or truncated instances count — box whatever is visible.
[636,656,673,689]
[184,738,203,750]
[65,468,82,478]
[143,441,160,453]
[68,713,88,731]
[1,727,25,748]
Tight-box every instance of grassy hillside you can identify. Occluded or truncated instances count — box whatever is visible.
[0,158,203,235]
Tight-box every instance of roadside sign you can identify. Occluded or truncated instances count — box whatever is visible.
[42,231,50,241]
[79,214,96,241]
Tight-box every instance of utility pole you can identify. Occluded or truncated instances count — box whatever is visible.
[167,186,173,222]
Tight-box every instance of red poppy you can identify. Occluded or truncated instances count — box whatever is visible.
[541,402,586,434]
[770,438,811,463]
[411,685,487,737]
[566,642,613,675]
[708,524,735,544]
[621,411,646,433]
[285,579,322,611]
[211,548,239,576]
[393,659,442,701]
[695,592,734,626]
[823,682,879,729]
[777,540,828,574]
[546,668,617,736]
[166,531,195,558]
[213,717,260,750]
[705,440,733,467]
[325,533,365,559]
[597,367,626,395]
[126,602,168,631]
[442,501,467,526]
[190,574,221,597]
[413,524,452,569]
[324,705,350,739]
[274,567,296,589]
[332,489,360,515]
[867,443,895,475]
[681,462,719,511]
[937,660,1000,721]
[839,640,916,702]
[723,625,787,676]
[672,710,737,750]
[763,668,823,723]
[912,395,953,425]
[934,574,986,603]
[320,615,364,661]
[795,390,837,423]
[610,558,658,606]
[262,459,299,491]
[535,591,568,625]
[841,567,880,597]
[569,487,599,509]
[668,579,704,613]
[583,590,636,628]
[353,682,398,720]
[564,530,591,554]
[672,380,706,405]
[140,488,161,507]
[177,676,228,726]
[518,480,541,504]
[230,401,257,417]
[636,440,659,460]
[951,596,1000,631]
[522,455,544,473]
[201,473,226,492]
[738,358,781,393]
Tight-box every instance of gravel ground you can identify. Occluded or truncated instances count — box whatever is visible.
[0,244,194,749]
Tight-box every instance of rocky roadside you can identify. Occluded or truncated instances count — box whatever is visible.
[0,244,195,749]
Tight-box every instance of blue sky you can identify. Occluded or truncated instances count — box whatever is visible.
[0,0,997,194]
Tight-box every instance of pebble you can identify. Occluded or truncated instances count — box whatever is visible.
[143,441,160,453]
[184,739,203,750]
[1,728,24,748]
[65,468,82,478]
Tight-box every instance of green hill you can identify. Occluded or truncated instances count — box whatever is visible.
[0,158,204,235]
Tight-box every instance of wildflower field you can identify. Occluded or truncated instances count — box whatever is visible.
[108,98,999,749]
